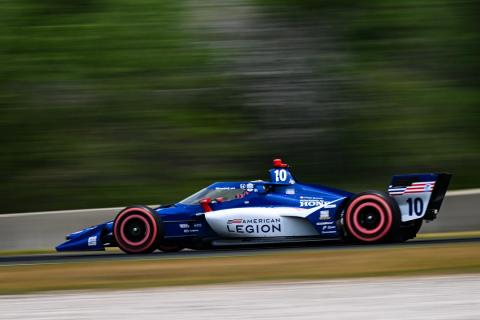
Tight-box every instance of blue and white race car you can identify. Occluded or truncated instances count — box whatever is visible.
[57,159,451,254]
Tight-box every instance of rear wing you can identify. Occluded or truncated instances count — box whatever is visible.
[388,173,452,222]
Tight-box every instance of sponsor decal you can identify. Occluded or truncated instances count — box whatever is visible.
[240,183,257,192]
[227,218,280,224]
[226,218,282,234]
[319,210,330,220]
[322,225,336,231]
[316,221,334,226]
[300,199,337,208]
[227,218,243,224]
[285,188,295,195]
[215,187,236,190]
[321,230,337,234]
[87,236,97,247]
[180,223,202,231]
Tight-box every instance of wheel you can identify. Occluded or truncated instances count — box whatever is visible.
[158,241,184,253]
[343,191,401,243]
[113,205,163,254]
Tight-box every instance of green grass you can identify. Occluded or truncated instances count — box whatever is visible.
[1,242,480,295]
[417,230,480,240]
[0,249,54,256]
[0,230,477,257]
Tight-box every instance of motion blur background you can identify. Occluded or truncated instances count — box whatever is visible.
[1,0,479,213]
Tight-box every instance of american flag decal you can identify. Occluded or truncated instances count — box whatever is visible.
[388,181,436,196]
[227,219,243,224]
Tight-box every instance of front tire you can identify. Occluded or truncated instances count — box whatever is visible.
[114,205,163,254]
[344,192,401,243]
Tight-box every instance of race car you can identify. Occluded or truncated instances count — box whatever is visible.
[56,159,451,254]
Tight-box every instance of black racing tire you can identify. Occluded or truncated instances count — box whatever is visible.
[343,191,401,243]
[113,205,163,254]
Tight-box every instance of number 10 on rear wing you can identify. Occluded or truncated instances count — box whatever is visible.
[388,173,452,222]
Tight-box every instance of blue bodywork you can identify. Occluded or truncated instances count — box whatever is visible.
[56,164,354,252]
[56,161,450,252]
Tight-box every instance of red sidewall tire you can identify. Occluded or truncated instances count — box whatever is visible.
[114,206,163,254]
[344,192,400,243]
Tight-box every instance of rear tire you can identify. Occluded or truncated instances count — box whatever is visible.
[114,205,163,254]
[344,191,401,243]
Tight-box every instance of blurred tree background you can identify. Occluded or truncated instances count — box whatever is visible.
[0,0,478,212]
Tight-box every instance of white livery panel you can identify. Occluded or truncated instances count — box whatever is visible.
[388,181,436,222]
[204,207,320,238]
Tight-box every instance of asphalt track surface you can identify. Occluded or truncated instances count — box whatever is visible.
[2,275,480,320]
[1,237,480,267]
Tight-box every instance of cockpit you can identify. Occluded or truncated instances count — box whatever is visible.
[178,185,250,205]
